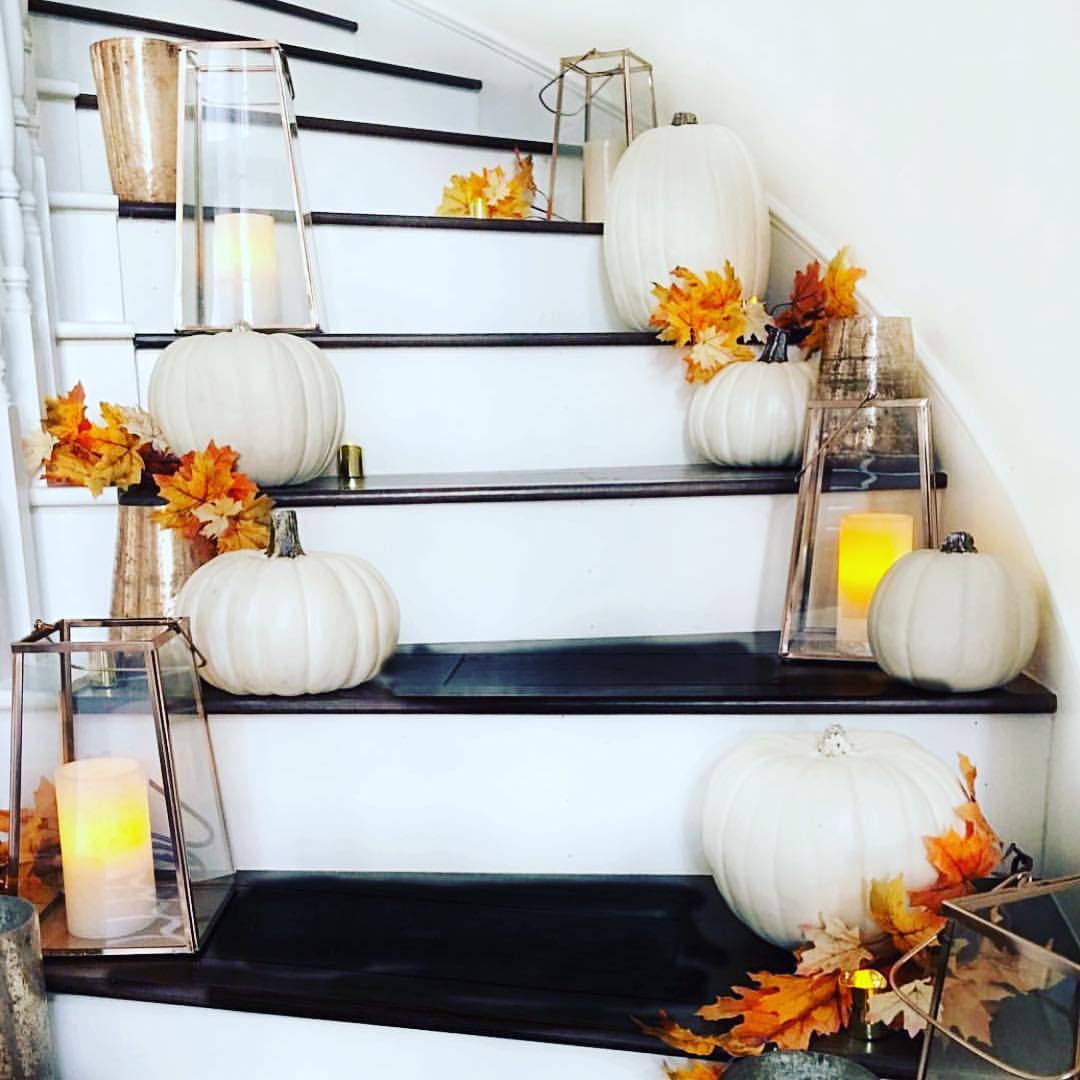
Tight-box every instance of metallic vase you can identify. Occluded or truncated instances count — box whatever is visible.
[89,37,179,202]
[0,897,54,1079]
[110,505,209,620]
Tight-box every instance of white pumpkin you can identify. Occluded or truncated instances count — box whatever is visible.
[149,327,344,487]
[177,509,398,695]
[688,331,813,467]
[604,114,770,330]
[702,724,962,947]
[869,531,1038,693]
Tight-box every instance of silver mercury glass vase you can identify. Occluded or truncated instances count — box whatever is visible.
[0,896,54,1078]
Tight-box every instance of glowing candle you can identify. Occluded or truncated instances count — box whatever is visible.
[211,211,280,326]
[55,758,156,940]
[842,967,889,1040]
[837,512,914,649]
[582,136,625,222]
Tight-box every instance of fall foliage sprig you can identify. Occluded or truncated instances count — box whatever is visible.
[26,382,172,496]
[649,248,865,384]
[436,151,537,219]
[152,441,273,555]
[640,755,1011,1063]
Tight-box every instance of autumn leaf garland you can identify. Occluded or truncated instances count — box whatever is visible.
[436,151,537,219]
[643,755,1006,1062]
[649,248,866,384]
[27,383,272,555]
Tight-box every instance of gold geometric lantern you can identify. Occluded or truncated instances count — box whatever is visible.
[543,48,657,222]
[175,40,319,331]
[891,873,1080,1080]
[779,317,941,661]
[6,619,234,955]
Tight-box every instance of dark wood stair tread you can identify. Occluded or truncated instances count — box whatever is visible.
[117,204,600,234]
[135,331,660,349]
[118,462,949,509]
[199,631,1056,716]
[44,870,921,1074]
[30,0,481,89]
[78,94,579,159]
[234,0,357,33]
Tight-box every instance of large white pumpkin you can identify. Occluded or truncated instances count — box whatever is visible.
[702,724,963,947]
[149,327,344,486]
[688,333,813,467]
[604,114,770,330]
[869,531,1038,692]
[177,510,398,695]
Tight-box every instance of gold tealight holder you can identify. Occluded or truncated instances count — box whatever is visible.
[842,968,889,1041]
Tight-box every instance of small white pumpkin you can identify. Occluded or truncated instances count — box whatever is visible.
[149,327,344,487]
[869,531,1038,692]
[604,113,770,330]
[177,509,399,695]
[702,724,963,948]
[688,328,813,467]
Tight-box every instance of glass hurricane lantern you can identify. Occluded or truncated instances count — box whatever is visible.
[174,40,319,331]
[779,316,941,662]
[6,618,234,956]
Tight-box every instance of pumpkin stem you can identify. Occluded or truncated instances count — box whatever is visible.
[817,723,853,757]
[671,111,698,126]
[941,531,978,554]
[758,325,790,364]
[267,509,305,559]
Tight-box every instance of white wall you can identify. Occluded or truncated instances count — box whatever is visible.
[403,0,1080,868]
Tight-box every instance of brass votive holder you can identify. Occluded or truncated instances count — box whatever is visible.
[338,444,364,487]
[842,968,889,1041]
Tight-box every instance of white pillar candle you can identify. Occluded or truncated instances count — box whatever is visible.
[582,137,625,223]
[211,211,280,326]
[55,758,156,941]
[836,511,914,650]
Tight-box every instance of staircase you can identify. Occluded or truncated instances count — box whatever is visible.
[15,2,1060,1078]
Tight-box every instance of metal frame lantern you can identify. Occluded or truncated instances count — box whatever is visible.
[890,874,1080,1080]
[6,618,235,956]
[779,317,941,662]
[174,39,320,332]
[543,48,657,222]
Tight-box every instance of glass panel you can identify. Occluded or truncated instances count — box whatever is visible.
[923,903,1080,1080]
[7,623,232,954]
[780,401,937,661]
[157,632,234,942]
[177,43,317,331]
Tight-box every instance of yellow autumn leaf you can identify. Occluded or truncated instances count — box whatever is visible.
[869,875,946,954]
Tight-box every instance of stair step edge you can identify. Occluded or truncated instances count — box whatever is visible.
[30,0,481,90]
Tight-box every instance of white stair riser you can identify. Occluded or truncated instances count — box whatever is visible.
[30,494,792,643]
[211,712,1047,874]
[0,701,1049,875]
[32,15,481,132]
[134,345,690,474]
[50,200,125,325]
[55,330,137,406]
[69,108,575,214]
[111,217,618,334]
[52,996,660,1080]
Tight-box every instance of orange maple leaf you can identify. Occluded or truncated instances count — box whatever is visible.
[43,382,91,444]
[634,1012,724,1057]
[665,1063,728,1079]
[696,971,849,1056]
[436,152,535,219]
[650,264,754,383]
[153,442,269,552]
[869,875,946,954]
[774,248,865,352]
[909,754,1002,913]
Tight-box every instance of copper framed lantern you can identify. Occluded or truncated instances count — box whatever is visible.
[890,874,1080,1080]
[174,40,319,331]
[543,48,657,222]
[6,619,234,955]
[779,316,941,661]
